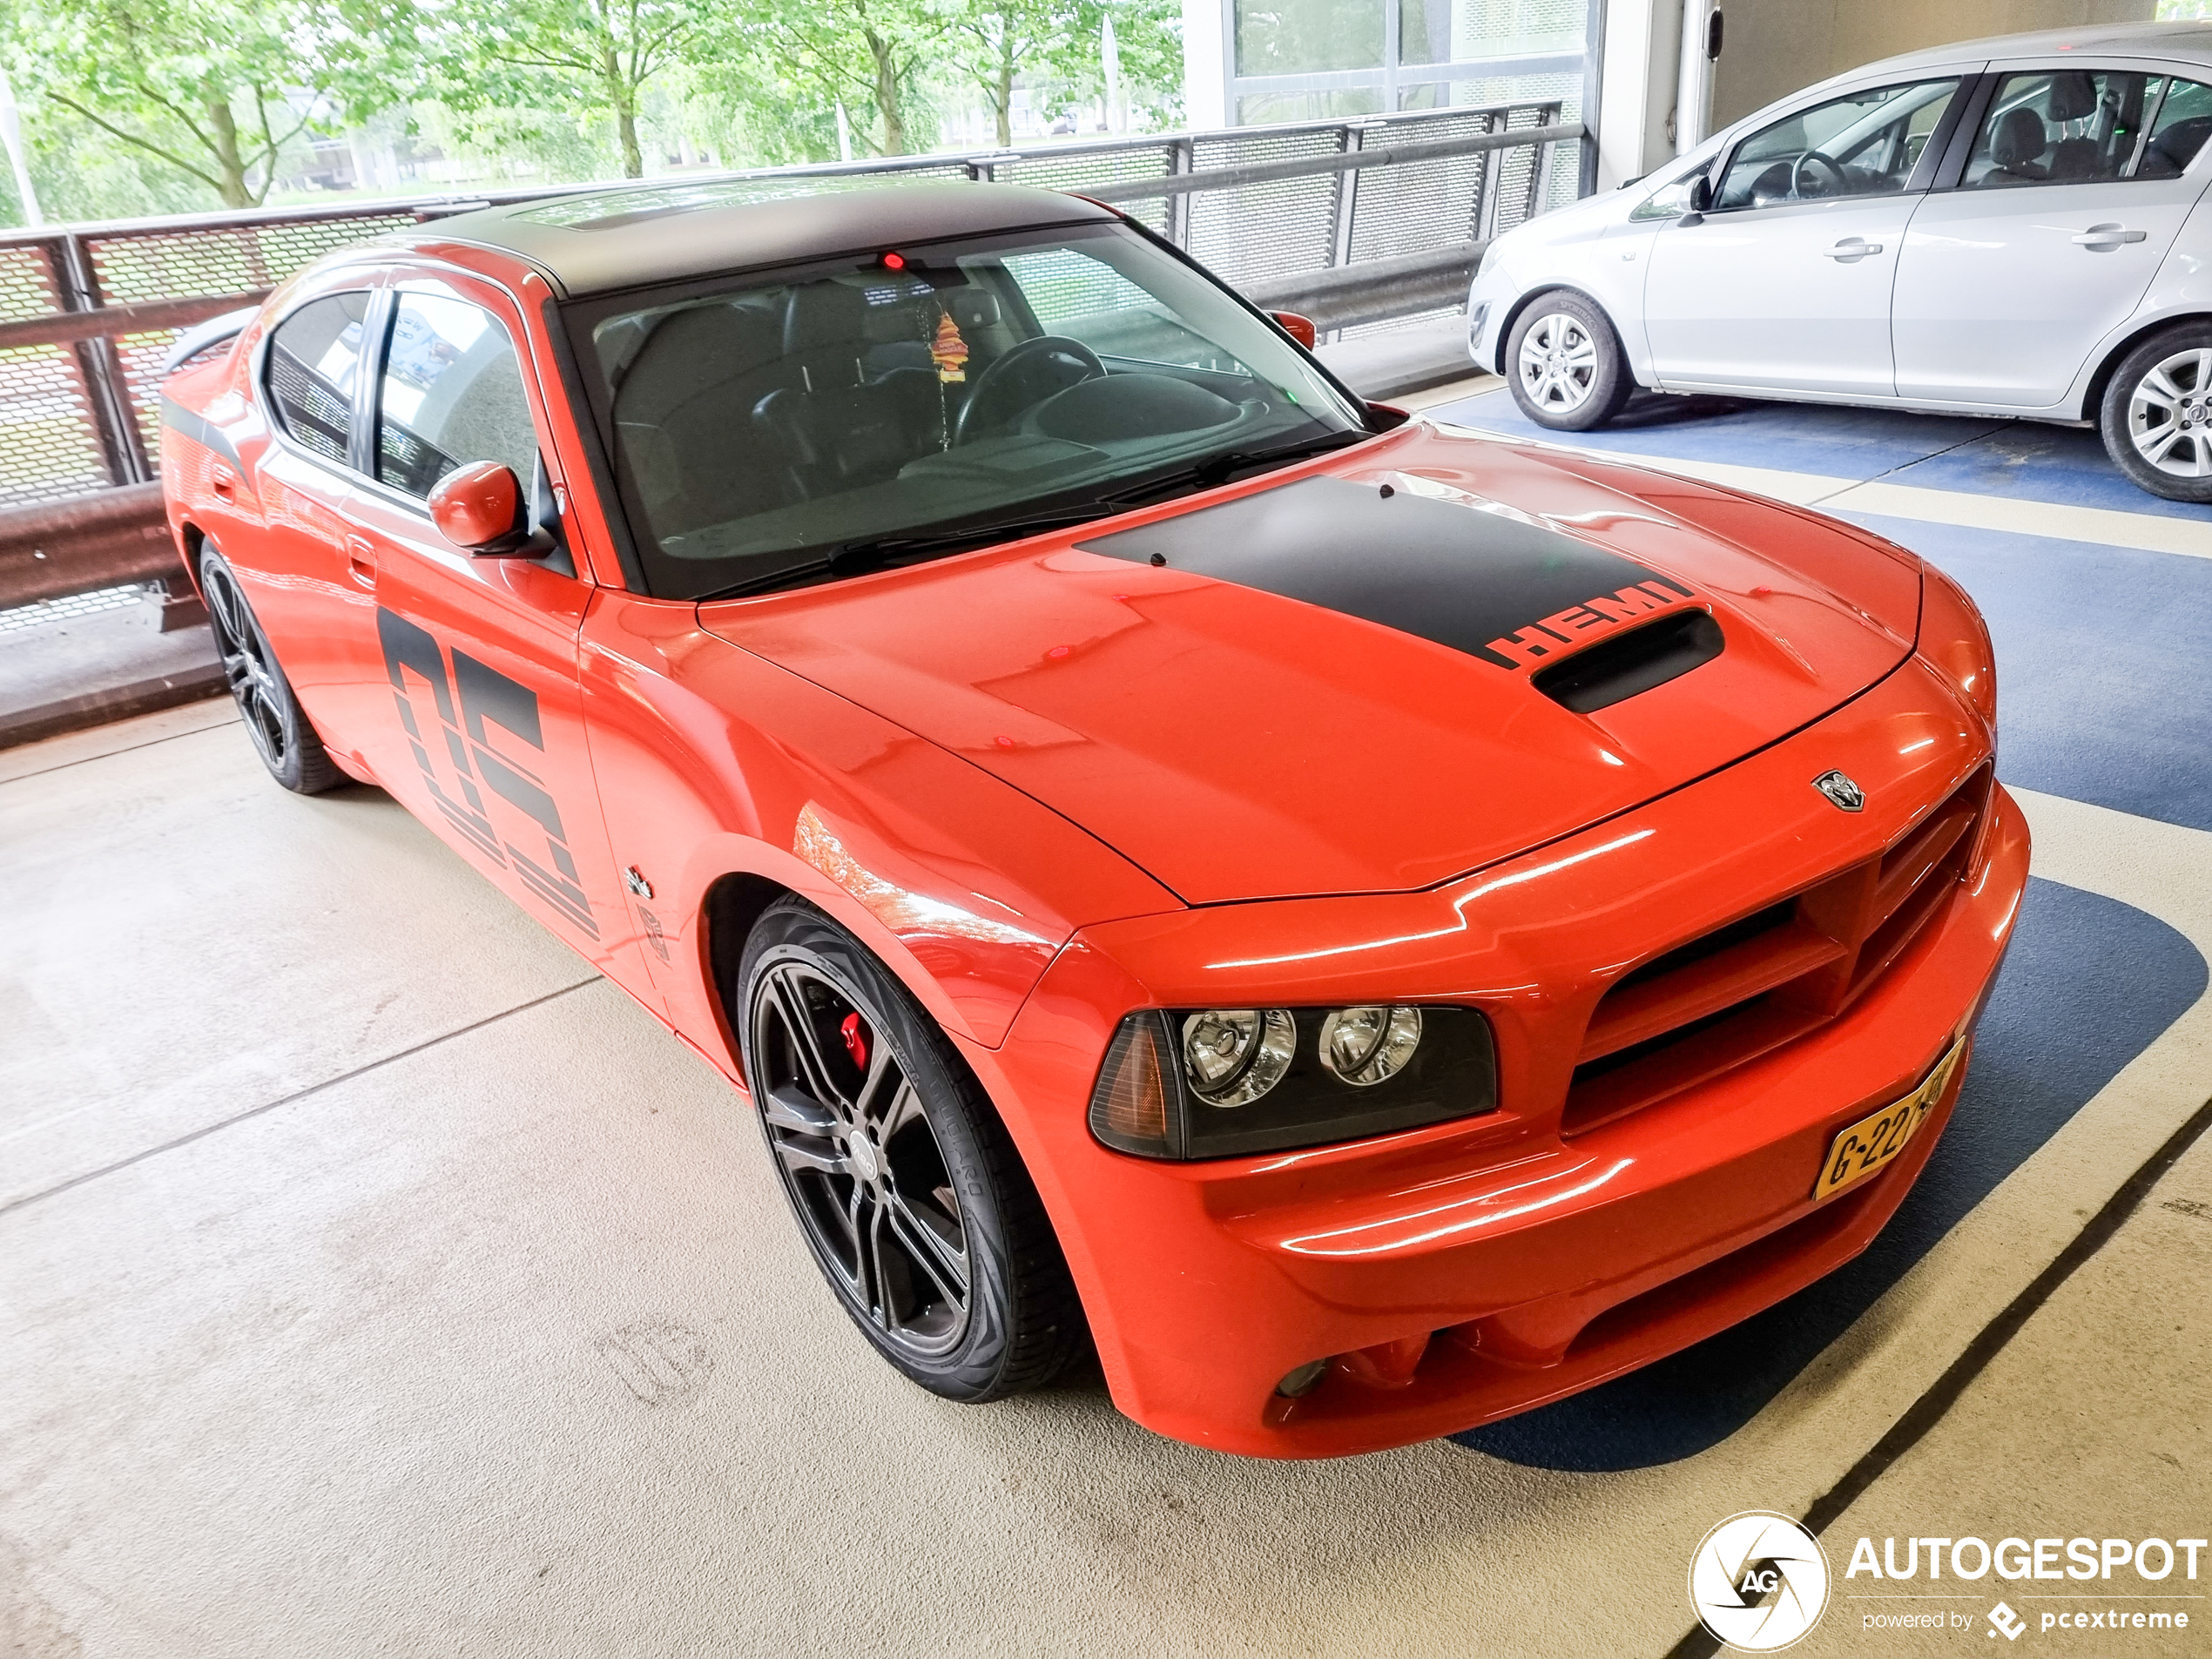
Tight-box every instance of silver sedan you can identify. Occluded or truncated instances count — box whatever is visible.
[1466,22,2212,500]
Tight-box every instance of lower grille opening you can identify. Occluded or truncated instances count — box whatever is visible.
[1562,765,1992,1136]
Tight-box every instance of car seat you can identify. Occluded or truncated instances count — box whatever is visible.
[752,281,940,502]
[1983,105,2051,184]
[2042,71,2104,179]
[612,298,790,535]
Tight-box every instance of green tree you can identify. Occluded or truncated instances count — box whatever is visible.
[718,0,944,158]
[945,0,1179,146]
[415,0,705,179]
[1,0,407,207]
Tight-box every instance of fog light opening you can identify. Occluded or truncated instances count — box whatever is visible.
[1275,1359,1331,1398]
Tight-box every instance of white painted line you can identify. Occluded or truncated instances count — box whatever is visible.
[1428,419,2212,561]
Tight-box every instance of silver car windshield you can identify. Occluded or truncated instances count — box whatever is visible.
[568,219,1367,599]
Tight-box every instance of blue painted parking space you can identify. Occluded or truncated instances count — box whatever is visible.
[1431,383,2212,1471]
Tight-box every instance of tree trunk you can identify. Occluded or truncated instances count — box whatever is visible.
[995,25,1015,147]
[600,40,644,176]
[205,97,254,208]
[866,30,907,156]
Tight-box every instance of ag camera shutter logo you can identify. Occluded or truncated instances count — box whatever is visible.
[1689,1512,1831,1651]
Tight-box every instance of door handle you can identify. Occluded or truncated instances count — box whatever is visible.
[2073,224,2148,248]
[1822,239,1885,260]
[210,463,237,498]
[346,536,376,589]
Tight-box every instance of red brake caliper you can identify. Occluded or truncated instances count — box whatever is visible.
[840,1011,869,1072]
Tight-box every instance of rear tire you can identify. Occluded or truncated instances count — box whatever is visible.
[2101,322,2212,502]
[736,898,1089,1401]
[1505,291,1635,432]
[199,543,345,794]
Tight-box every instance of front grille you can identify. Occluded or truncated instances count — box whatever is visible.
[1563,765,1993,1136]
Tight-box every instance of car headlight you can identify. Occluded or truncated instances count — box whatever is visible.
[1089,1004,1496,1159]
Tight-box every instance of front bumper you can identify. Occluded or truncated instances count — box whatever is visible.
[963,655,2029,1457]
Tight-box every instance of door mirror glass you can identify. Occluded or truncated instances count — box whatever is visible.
[1269,310,1318,348]
[1689,174,1713,212]
[1715,78,1959,209]
[428,461,525,551]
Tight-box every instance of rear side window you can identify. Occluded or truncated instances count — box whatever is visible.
[375,293,540,497]
[1963,70,2212,187]
[264,293,370,464]
[2139,76,2212,178]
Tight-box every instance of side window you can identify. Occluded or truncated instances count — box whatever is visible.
[375,293,540,498]
[2137,76,2212,179]
[264,293,370,465]
[1963,70,2168,188]
[1715,78,1959,210]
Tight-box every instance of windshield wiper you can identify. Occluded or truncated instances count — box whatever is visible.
[1103,428,1372,509]
[691,503,1117,603]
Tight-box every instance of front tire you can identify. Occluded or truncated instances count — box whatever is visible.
[199,543,344,794]
[2101,323,2212,502]
[1505,292,1635,431]
[736,898,1088,1400]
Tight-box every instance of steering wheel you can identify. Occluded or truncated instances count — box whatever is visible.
[955,334,1104,444]
[1791,149,1849,199]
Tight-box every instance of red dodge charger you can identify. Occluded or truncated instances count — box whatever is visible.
[158,179,2027,1457]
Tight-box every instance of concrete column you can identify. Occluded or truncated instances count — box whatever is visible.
[1184,0,1230,128]
[1595,0,1684,188]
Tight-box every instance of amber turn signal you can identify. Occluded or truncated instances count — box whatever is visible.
[1090,1014,1175,1157]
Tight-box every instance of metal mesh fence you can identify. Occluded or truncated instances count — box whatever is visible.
[84,213,421,305]
[988,141,1182,239]
[1186,124,1352,287]
[3,102,1576,511]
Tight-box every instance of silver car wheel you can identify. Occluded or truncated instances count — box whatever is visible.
[2127,347,2212,477]
[1515,311,1600,415]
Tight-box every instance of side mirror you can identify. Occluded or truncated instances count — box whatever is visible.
[429,461,534,555]
[1679,174,1714,226]
[1270,310,1318,349]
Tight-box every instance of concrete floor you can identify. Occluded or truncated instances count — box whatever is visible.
[3,382,2209,1656]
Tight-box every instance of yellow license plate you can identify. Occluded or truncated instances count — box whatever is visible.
[1813,1042,1963,1201]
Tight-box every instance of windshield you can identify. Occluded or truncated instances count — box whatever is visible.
[564,219,1369,598]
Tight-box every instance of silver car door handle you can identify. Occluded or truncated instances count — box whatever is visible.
[2073,225,2148,246]
[1822,239,1885,259]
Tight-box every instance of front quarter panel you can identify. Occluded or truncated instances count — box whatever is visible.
[577,591,1182,1071]
[1471,196,1656,379]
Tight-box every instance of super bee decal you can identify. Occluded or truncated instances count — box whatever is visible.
[1078,474,1701,673]
[377,606,598,939]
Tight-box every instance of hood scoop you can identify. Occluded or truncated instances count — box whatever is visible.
[1534,608,1725,713]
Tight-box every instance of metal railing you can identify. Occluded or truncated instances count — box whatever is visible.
[0,101,1581,613]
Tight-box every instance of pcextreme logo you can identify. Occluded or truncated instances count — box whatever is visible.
[1689,1511,1831,1652]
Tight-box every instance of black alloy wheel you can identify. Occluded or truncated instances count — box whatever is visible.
[738,899,1087,1399]
[199,544,344,793]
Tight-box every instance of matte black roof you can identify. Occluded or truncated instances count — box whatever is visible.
[389,178,1116,299]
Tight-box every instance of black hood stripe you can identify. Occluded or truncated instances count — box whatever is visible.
[1078,475,1699,671]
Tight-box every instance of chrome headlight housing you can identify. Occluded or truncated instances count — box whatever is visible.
[1089,1004,1496,1160]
